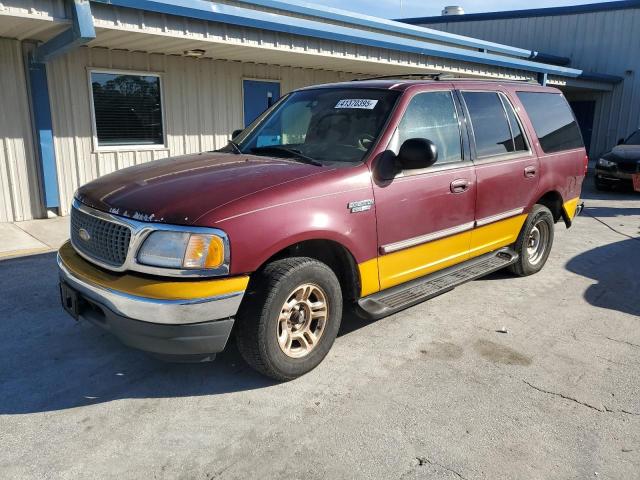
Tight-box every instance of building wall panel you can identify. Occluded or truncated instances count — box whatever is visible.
[0,38,41,222]
[419,9,640,156]
[46,47,348,216]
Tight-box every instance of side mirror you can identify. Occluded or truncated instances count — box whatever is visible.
[617,138,625,145]
[397,138,438,170]
[232,129,243,139]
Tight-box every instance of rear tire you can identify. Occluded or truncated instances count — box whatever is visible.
[235,257,342,381]
[508,204,554,277]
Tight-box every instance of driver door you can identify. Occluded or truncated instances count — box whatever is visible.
[372,88,476,290]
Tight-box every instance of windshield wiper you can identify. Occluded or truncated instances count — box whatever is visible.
[226,140,242,154]
[250,146,323,166]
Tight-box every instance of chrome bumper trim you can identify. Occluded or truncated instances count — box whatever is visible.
[380,221,475,255]
[57,253,244,325]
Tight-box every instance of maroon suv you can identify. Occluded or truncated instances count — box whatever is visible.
[58,77,586,380]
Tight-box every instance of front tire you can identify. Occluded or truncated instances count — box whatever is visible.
[235,257,343,381]
[508,204,555,277]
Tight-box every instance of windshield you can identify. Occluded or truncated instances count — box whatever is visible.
[625,130,640,145]
[232,88,400,164]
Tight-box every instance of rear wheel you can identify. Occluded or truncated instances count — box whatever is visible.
[509,205,555,277]
[235,257,342,381]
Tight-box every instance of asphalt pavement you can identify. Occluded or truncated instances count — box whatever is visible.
[1,181,639,479]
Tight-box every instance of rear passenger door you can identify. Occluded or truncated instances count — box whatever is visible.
[458,89,538,258]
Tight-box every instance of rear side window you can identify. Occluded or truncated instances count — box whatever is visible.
[517,92,584,153]
[462,92,526,158]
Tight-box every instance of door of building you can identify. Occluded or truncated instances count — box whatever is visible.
[243,80,281,127]
[569,100,596,155]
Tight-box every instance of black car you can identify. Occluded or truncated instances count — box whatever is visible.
[594,130,640,191]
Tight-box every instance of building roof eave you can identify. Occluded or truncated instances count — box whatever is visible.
[89,0,584,78]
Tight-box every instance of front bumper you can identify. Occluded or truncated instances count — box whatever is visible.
[57,242,249,357]
[594,166,635,185]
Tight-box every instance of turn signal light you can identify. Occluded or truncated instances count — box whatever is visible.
[183,234,225,269]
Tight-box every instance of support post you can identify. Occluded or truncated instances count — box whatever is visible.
[27,54,60,210]
[538,72,548,86]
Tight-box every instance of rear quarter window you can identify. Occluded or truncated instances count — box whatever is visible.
[517,92,584,153]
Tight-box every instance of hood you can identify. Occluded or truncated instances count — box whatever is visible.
[76,152,330,225]
[608,145,640,160]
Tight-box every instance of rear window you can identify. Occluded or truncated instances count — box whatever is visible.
[517,92,583,153]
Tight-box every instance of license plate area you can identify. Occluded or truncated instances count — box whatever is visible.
[59,282,80,320]
[633,173,640,193]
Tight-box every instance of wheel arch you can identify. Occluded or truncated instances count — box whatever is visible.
[535,190,571,227]
[251,238,365,303]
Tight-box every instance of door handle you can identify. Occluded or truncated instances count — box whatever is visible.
[524,166,537,178]
[450,178,471,193]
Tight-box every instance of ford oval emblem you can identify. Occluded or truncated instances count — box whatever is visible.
[78,228,91,242]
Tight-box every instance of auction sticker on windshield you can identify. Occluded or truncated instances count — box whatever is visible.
[335,99,379,109]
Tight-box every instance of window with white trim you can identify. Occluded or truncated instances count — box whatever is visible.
[90,71,164,147]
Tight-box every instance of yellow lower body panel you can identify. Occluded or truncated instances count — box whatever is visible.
[562,197,580,222]
[362,214,529,295]
[377,231,472,291]
[58,242,249,300]
[468,214,528,259]
[358,258,380,297]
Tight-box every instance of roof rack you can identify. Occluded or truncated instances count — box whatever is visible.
[351,72,455,81]
[351,72,540,84]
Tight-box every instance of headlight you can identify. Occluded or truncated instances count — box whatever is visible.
[137,231,226,270]
[597,158,616,168]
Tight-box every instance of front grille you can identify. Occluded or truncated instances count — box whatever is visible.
[71,206,131,267]
[618,161,640,173]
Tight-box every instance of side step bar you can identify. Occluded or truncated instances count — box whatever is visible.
[358,248,518,319]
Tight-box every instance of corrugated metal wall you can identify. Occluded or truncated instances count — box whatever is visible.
[418,8,640,157]
[0,38,42,222]
[46,47,350,216]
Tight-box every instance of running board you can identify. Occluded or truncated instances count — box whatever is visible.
[358,249,518,319]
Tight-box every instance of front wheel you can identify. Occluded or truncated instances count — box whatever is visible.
[508,204,555,277]
[235,257,343,381]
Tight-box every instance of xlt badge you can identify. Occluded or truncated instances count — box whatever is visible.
[348,199,374,213]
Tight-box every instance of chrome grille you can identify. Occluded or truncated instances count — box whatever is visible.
[71,206,131,267]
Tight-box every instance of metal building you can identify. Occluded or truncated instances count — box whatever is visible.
[0,0,620,222]
[400,0,639,160]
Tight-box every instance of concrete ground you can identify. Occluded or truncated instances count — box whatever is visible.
[1,181,639,480]
[0,216,69,258]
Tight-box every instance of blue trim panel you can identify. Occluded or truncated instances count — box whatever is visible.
[35,0,96,62]
[91,0,583,77]
[398,0,640,24]
[28,61,59,209]
[234,0,532,58]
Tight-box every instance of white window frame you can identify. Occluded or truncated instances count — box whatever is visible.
[87,68,167,152]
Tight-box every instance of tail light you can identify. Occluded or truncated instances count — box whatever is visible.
[583,154,589,176]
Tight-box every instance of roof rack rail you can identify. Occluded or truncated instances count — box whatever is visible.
[351,73,540,84]
[351,72,454,81]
